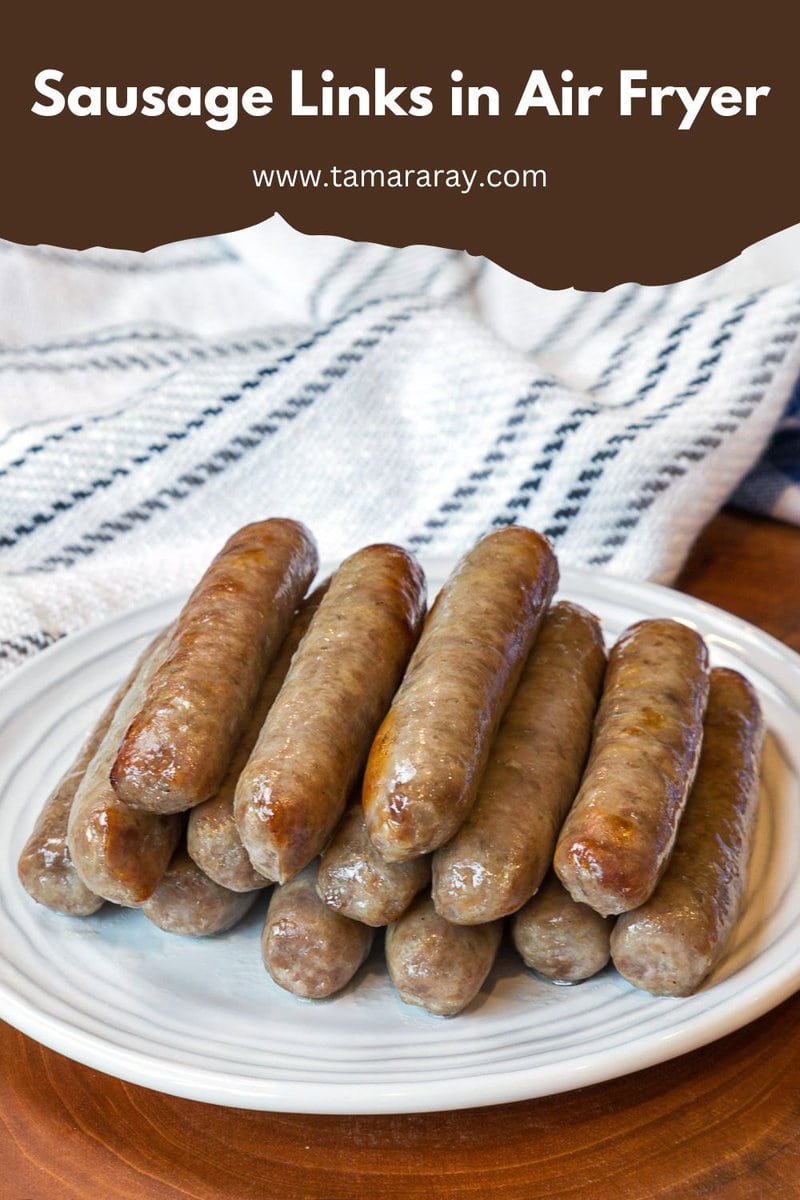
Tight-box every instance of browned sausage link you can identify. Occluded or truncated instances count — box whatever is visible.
[512,872,613,984]
[554,618,710,917]
[317,803,431,927]
[235,544,426,883]
[385,894,502,1016]
[17,630,175,916]
[186,579,330,891]
[363,526,558,863]
[68,629,183,905]
[610,667,764,996]
[111,518,318,813]
[432,601,605,924]
[261,862,374,999]
[18,777,106,916]
[141,846,258,936]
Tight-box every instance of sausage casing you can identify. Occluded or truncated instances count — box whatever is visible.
[68,630,183,905]
[317,803,431,926]
[16,649,150,916]
[432,601,605,923]
[186,581,329,891]
[512,872,613,984]
[235,544,426,883]
[111,518,318,813]
[385,894,502,1016]
[363,526,558,863]
[261,862,374,999]
[610,667,764,996]
[554,618,710,916]
[142,846,258,936]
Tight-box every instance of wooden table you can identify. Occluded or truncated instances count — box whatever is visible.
[3,508,799,1200]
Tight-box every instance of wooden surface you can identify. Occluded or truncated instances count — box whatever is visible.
[3,507,800,1200]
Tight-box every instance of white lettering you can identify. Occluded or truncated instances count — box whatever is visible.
[67,85,101,116]
[619,69,649,116]
[242,85,273,116]
[291,69,317,116]
[204,85,239,131]
[31,68,66,116]
[166,85,202,117]
[745,85,770,113]
[619,70,770,129]
[141,86,166,116]
[105,86,138,117]
[515,70,561,116]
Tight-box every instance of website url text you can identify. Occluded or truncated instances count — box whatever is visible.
[251,165,547,195]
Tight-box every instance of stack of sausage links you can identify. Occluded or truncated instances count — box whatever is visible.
[18,518,765,1016]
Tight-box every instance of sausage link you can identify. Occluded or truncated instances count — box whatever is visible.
[385,894,502,1016]
[15,641,155,915]
[111,518,318,813]
[432,601,605,923]
[235,544,426,883]
[261,862,374,999]
[68,629,183,905]
[512,872,613,984]
[610,667,764,996]
[363,526,558,863]
[554,619,710,916]
[142,846,258,936]
[317,803,430,926]
[186,580,329,891]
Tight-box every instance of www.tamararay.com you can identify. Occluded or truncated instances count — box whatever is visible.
[251,165,547,195]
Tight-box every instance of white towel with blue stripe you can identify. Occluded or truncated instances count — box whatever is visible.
[1,216,799,675]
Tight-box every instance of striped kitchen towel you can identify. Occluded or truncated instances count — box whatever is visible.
[1,216,799,675]
[732,375,800,521]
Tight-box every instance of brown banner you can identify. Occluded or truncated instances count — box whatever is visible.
[2,0,797,288]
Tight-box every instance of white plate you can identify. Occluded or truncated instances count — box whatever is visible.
[1,564,799,1115]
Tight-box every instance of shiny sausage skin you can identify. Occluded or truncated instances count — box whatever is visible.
[68,629,184,905]
[142,846,258,936]
[186,580,329,891]
[432,602,605,924]
[317,803,430,927]
[111,518,318,813]
[262,862,374,999]
[363,526,558,863]
[554,619,710,917]
[512,872,612,984]
[15,646,150,915]
[610,668,764,996]
[385,894,502,1016]
[235,544,426,883]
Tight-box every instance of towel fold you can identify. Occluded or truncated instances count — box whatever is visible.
[1,216,800,676]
